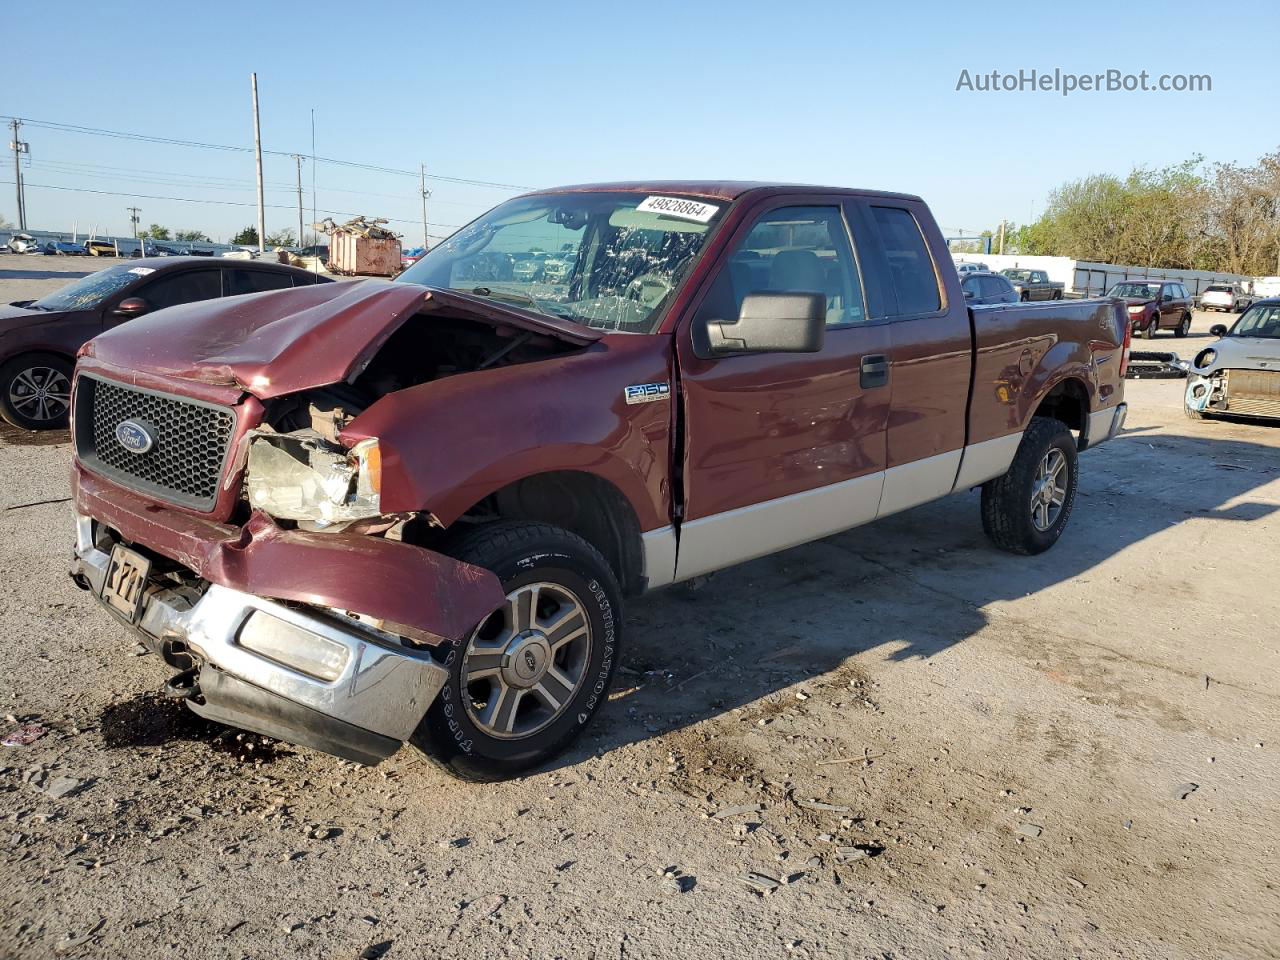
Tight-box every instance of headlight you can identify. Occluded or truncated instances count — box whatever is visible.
[1127,305,1145,314]
[1194,348,1217,369]
[245,433,382,527]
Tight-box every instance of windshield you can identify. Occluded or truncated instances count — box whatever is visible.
[30,263,143,312]
[1002,269,1035,282]
[1108,282,1160,299]
[1228,303,1280,338]
[396,191,723,333]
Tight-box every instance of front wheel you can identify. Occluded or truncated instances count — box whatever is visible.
[0,353,73,430]
[1175,314,1191,338]
[981,417,1079,555]
[411,521,622,782]
[1142,317,1158,339]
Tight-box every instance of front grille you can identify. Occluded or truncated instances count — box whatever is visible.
[1226,368,1280,400]
[74,375,236,511]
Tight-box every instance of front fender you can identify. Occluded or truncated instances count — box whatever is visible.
[341,333,674,531]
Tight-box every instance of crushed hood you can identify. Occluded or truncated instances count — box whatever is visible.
[84,279,600,399]
[1197,335,1280,373]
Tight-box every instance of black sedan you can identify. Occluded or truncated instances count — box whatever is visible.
[0,257,332,429]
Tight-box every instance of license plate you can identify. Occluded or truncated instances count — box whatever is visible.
[100,544,152,622]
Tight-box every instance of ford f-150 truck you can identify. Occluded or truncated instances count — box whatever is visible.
[68,182,1129,781]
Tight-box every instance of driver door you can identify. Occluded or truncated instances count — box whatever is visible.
[674,200,890,581]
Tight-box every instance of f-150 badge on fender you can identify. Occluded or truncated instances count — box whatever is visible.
[624,383,670,404]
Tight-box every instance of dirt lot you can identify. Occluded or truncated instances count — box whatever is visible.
[0,256,1276,959]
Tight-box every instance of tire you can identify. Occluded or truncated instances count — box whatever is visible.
[1142,317,1158,339]
[1175,314,1191,338]
[981,417,1079,556]
[410,521,622,782]
[1184,405,1205,420]
[1020,291,1030,302]
[1052,290,1063,300]
[0,353,73,430]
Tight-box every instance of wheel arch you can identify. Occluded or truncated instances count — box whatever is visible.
[437,469,648,598]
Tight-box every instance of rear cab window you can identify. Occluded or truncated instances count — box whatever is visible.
[868,206,942,315]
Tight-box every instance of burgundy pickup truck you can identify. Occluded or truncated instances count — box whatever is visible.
[69,182,1129,780]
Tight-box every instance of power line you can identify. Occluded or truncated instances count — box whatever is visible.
[0,178,461,238]
[1,115,533,191]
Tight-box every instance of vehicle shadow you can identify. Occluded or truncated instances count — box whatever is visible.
[549,428,1280,770]
[0,268,93,282]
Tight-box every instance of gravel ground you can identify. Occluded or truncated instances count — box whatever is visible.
[1,256,1277,959]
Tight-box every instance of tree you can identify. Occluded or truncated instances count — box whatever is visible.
[230,225,259,246]
[174,229,211,242]
[265,228,296,248]
[140,224,172,240]
[0,211,11,230]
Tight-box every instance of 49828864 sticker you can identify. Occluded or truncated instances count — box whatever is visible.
[635,196,720,224]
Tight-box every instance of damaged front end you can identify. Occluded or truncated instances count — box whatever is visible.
[68,282,599,762]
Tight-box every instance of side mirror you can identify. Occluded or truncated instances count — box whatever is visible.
[701,292,826,357]
[113,297,150,318]
[1210,323,1228,338]
[963,289,976,300]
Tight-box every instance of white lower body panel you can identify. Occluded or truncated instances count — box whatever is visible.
[672,472,884,582]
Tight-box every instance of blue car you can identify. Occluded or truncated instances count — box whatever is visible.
[42,240,87,256]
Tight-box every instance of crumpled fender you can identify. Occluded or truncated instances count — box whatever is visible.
[72,464,504,643]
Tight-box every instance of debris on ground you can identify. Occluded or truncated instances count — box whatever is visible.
[794,798,852,813]
[742,872,782,894]
[1016,823,1044,838]
[2,722,47,746]
[1173,783,1199,800]
[835,844,885,863]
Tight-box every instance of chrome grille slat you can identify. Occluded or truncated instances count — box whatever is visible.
[74,375,236,511]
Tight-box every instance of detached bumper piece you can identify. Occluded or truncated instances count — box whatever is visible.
[73,516,449,764]
[1126,351,1189,380]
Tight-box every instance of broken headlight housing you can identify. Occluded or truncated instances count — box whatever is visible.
[245,432,382,528]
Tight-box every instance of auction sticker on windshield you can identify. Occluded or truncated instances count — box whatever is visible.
[636,196,720,223]
[128,267,155,276]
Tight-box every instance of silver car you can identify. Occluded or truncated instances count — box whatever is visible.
[1185,300,1280,420]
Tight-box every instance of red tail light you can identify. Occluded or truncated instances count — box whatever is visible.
[1118,307,1132,378]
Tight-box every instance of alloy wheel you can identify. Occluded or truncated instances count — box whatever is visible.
[461,581,593,739]
[8,366,71,423]
[1029,448,1067,532]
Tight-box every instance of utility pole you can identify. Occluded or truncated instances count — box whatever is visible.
[293,154,304,248]
[419,163,430,250]
[9,118,28,230]
[251,72,266,254]
[998,220,1007,256]
[127,207,141,255]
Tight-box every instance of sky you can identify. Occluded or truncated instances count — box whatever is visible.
[4,0,1278,244]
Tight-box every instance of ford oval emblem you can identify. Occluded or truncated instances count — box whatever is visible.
[115,419,156,454]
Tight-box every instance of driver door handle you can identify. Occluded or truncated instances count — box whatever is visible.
[860,354,889,389]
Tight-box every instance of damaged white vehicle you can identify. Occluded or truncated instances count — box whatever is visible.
[1186,300,1280,421]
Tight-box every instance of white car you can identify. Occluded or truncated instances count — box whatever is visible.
[5,233,41,254]
[1185,300,1280,420]
[1200,283,1252,313]
[956,261,989,275]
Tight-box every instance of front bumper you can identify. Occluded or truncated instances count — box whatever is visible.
[73,515,450,764]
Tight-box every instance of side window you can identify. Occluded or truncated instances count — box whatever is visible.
[979,275,1007,299]
[870,206,941,315]
[225,269,294,296]
[696,205,867,328]
[138,270,222,311]
[961,276,980,297]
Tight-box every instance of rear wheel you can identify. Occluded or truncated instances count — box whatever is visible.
[0,353,73,430]
[411,521,622,782]
[981,417,1078,555]
[1020,291,1030,302]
